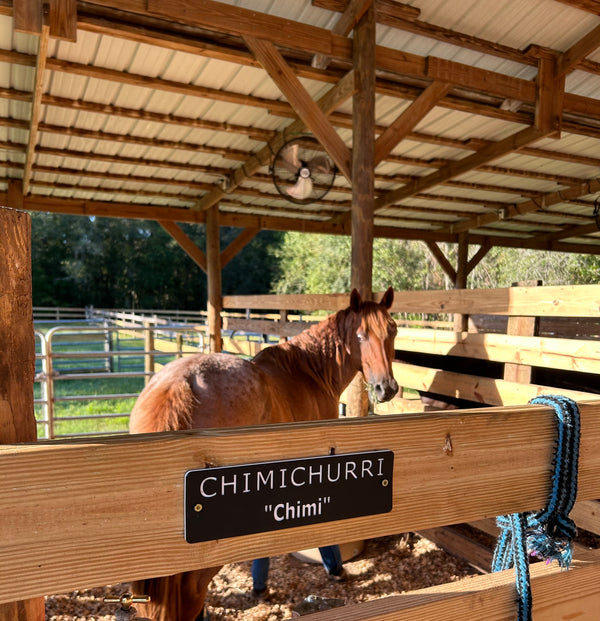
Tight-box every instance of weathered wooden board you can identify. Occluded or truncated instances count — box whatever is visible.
[224,285,600,316]
[305,549,600,620]
[1,401,600,604]
[392,361,598,406]
[394,328,600,375]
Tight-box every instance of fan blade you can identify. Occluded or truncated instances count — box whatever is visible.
[286,176,313,201]
[307,154,331,174]
[278,143,300,173]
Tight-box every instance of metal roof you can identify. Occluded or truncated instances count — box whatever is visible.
[3,0,600,254]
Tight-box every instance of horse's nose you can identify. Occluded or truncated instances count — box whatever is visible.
[373,378,399,403]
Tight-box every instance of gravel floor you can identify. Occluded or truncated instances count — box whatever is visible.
[45,533,476,620]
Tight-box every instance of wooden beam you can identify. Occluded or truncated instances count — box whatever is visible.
[466,241,491,274]
[503,281,541,384]
[146,0,353,60]
[206,204,222,353]
[159,221,207,272]
[392,360,597,406]
[443,177,600,235]
[0,207,44,621]
[49,0,77,41]
[244,36,352,182]
[384,283,600,317]
[374,81,451,166]
[531,48,564,137]
[220,227,259,268]
[393,328,600,375]
[312,0,373,70]
[274,550,600,620]
[558,22,600,76]
[348,2,376,418]
[13,0,42,34]
[454,232,469,331]
[196,68,356,211]
[45,56,293,116]
[374,125,547,211]
[23,21,49,196]
[425,241,456,282]
[350,4,375,296]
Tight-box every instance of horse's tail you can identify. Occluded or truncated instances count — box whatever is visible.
[129,368,196,433]
[131,568,220,621]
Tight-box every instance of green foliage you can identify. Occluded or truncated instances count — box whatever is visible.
[272,232,600,294]
[272,232,446,294]
[31,213,284,308]
[470,248,587,288]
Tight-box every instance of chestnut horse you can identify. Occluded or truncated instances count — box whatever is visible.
[128,287,398,621]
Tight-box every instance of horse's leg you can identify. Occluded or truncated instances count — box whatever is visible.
[131,567,221,621]
[182,567,222,620]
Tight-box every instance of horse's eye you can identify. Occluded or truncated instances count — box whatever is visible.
[357,332,366,344]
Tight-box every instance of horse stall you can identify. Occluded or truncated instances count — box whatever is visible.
[6,1,600,619]
[3,259,600,619]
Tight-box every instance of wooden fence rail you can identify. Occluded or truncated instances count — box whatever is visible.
[1,400,600,619]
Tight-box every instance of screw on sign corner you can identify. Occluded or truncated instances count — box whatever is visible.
[104,592,153,620]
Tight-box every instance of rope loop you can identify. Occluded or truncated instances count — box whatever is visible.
[492,394,581,621]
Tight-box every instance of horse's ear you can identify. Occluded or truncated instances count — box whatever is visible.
[380,286,394,309]
[350,288,362,311]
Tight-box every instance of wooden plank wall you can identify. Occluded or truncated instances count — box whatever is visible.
[1,401,600,619]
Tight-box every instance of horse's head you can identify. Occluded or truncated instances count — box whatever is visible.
[347,287,398,403]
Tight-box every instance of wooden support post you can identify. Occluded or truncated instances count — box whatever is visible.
[206,204,222,353]
[279,310,288,344]
[0,207,44,621]
[504,280,541,384]
[143,321,154,385]
[453,233,469,333]
[350,2,375,299]
[347,3,375,418]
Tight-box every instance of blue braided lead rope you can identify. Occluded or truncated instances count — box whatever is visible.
[492,395,581,621]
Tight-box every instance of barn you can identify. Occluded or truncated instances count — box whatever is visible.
[2,0,600,619]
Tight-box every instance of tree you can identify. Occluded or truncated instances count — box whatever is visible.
[272,232,444,294]
[30,214,283,309]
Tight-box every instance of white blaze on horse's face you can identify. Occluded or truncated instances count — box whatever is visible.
[351,287,399,403]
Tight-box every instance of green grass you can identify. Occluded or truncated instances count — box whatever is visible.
[35,324,156,439]
[34,322,204,438]
[35,374,145,439]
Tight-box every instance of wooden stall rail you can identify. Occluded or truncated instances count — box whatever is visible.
[1,401,600,619]
[221,285,600,407]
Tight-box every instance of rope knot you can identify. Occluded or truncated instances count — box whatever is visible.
[492,394,581,620]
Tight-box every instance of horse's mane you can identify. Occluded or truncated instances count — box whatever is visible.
[252,305,359,397]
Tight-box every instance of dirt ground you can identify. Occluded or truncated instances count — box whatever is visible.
[45,533,477,620]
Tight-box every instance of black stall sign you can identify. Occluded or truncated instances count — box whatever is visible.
[184,450,394,543]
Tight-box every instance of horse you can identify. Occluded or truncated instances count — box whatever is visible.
[128,287,399,621]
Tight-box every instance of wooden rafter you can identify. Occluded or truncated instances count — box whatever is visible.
[195,68,355,211]
[22,19,49,196]
[374,125,548,212]
[159,221,207,272]
[558,22,600,76]
[441,178,600,235]
[10,192,600,254]
[4,0,600,255]
[374,80,451,166]
[5,41,600,137]
[244,36,352,181]
[311,0,373,70]
[426,241,456,283]
[145,0,353,59]
[220,228,259,268]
